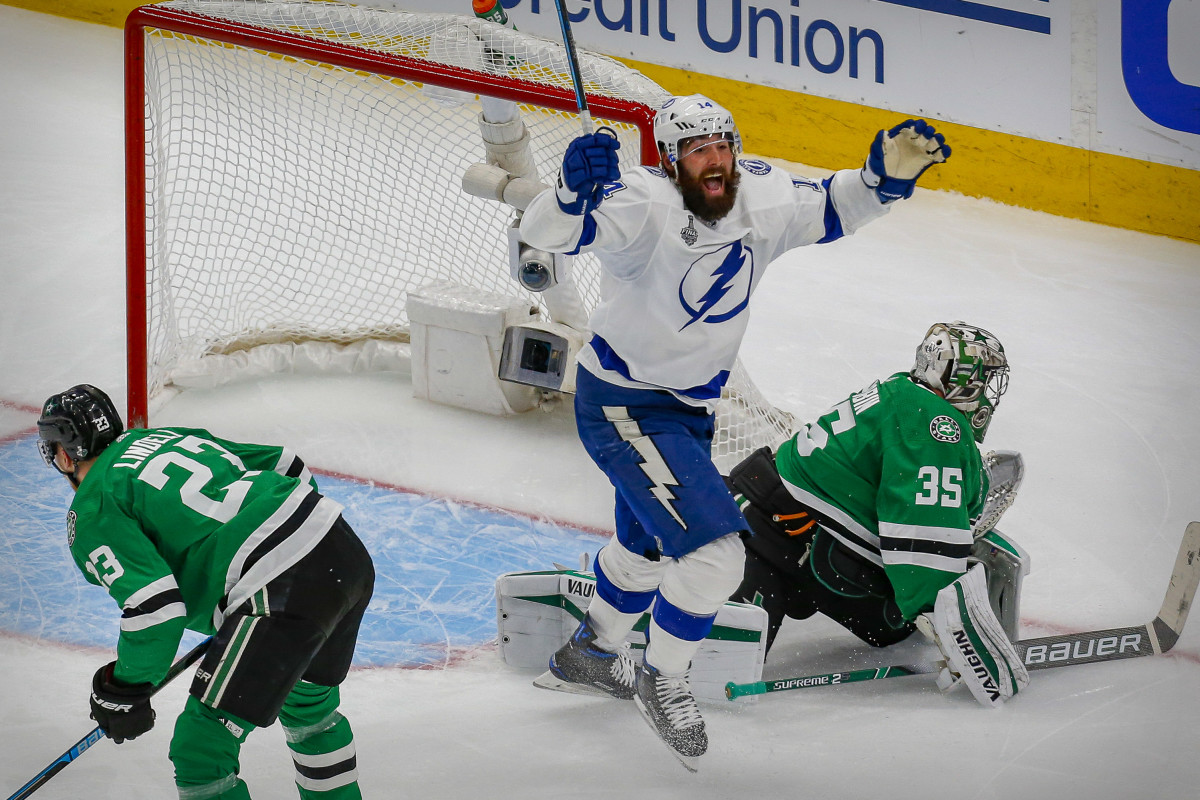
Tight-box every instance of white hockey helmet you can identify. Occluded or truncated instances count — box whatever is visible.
[912,322,1009,442]
[653,94,742,165]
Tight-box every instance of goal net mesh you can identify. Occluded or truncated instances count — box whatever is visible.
[132,0,794,471]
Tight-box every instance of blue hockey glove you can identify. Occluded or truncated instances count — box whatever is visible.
[861,119,950,203]
[556,131,621,215]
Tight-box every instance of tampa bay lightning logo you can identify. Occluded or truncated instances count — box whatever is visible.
[678,241,754,331]
[738,159,772,175]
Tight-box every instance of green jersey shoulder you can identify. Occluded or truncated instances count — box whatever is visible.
[66,427,340,684]
[775,374,987,618]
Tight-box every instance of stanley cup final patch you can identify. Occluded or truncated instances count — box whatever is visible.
[67,510,77,546]
[930,415,962,443]
[680,215,698,246]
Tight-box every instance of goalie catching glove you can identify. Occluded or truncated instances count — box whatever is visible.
[90,661,156,743]
[920,564,1029,708]
[861,119,949,203]
[972,450,1024,538]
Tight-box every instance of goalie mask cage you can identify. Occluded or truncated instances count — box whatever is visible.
[125,0,794,472]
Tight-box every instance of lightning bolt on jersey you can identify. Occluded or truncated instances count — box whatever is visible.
[64,427,343,685]
[520,160,888,409]
[774,374,988,620]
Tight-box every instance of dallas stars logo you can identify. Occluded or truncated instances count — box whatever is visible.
[930,415,961,443]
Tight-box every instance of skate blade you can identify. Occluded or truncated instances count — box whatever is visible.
[671,751,700,774]
[532,669,617,699]
[634,696,702,773]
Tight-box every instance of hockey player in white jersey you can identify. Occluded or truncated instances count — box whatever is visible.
[520,94,950,769]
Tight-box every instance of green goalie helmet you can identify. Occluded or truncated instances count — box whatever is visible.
[912,322,1009,442]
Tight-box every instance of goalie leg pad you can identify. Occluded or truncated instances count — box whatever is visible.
[969,529,1030,641]
[927,564,1030,708]
[731,546,811,654]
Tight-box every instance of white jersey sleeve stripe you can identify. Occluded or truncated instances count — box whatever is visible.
[122,574,180,610]
[780,479,880,546]
[120,602,187,632]
[879,520,973,546]
[882,549,968,574]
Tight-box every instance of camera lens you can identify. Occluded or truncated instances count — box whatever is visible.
[518,260,552,292]
[520,338,554,372]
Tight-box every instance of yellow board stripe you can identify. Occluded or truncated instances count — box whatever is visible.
[6,0,1197,243]
[626,59,1200,245]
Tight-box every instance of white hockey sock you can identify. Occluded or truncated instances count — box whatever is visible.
[645,615,702,676]
[587,593,641,653]
[645,533,746,674]
[589,537,665,651]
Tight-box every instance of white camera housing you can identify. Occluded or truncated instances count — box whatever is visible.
[508,222,570,293]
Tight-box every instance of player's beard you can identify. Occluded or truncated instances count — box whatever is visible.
[676,160,740,223]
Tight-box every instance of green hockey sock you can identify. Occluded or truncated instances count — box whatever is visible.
[170,695,255,799]
[280,682,362,799]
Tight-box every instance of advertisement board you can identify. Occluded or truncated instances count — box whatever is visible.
[386,0,1198,171]
[1098,0,1200,168]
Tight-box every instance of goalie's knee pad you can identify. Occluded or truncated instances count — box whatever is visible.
[658,533,746,616]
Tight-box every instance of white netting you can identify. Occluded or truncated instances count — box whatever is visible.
[133,0,794,468]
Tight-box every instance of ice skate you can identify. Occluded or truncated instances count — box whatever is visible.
[532,615,637,700]
[633,661,707,772]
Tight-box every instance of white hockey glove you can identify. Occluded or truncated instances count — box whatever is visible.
[861,119,949,203]
[919,564,1029,708]
[972,450,1024,538]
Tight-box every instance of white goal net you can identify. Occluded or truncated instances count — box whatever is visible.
[126,0,794,472]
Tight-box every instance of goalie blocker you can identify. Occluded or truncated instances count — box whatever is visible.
[495,569,769,703]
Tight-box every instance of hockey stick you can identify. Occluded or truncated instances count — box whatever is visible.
[6,637,212,800]
[727,521,1200,700]
[551,0,592,133]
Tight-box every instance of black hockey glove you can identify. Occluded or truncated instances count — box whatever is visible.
[90,662,156,743]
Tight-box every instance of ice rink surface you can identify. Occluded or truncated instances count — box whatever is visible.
[2,6,1199,799]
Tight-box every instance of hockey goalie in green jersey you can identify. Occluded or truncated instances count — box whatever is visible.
[727,322,1031,708]
[37,384,374,798]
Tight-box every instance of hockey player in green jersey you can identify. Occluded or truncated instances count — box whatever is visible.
[727,322,1030,708]
[37,384,374,798]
